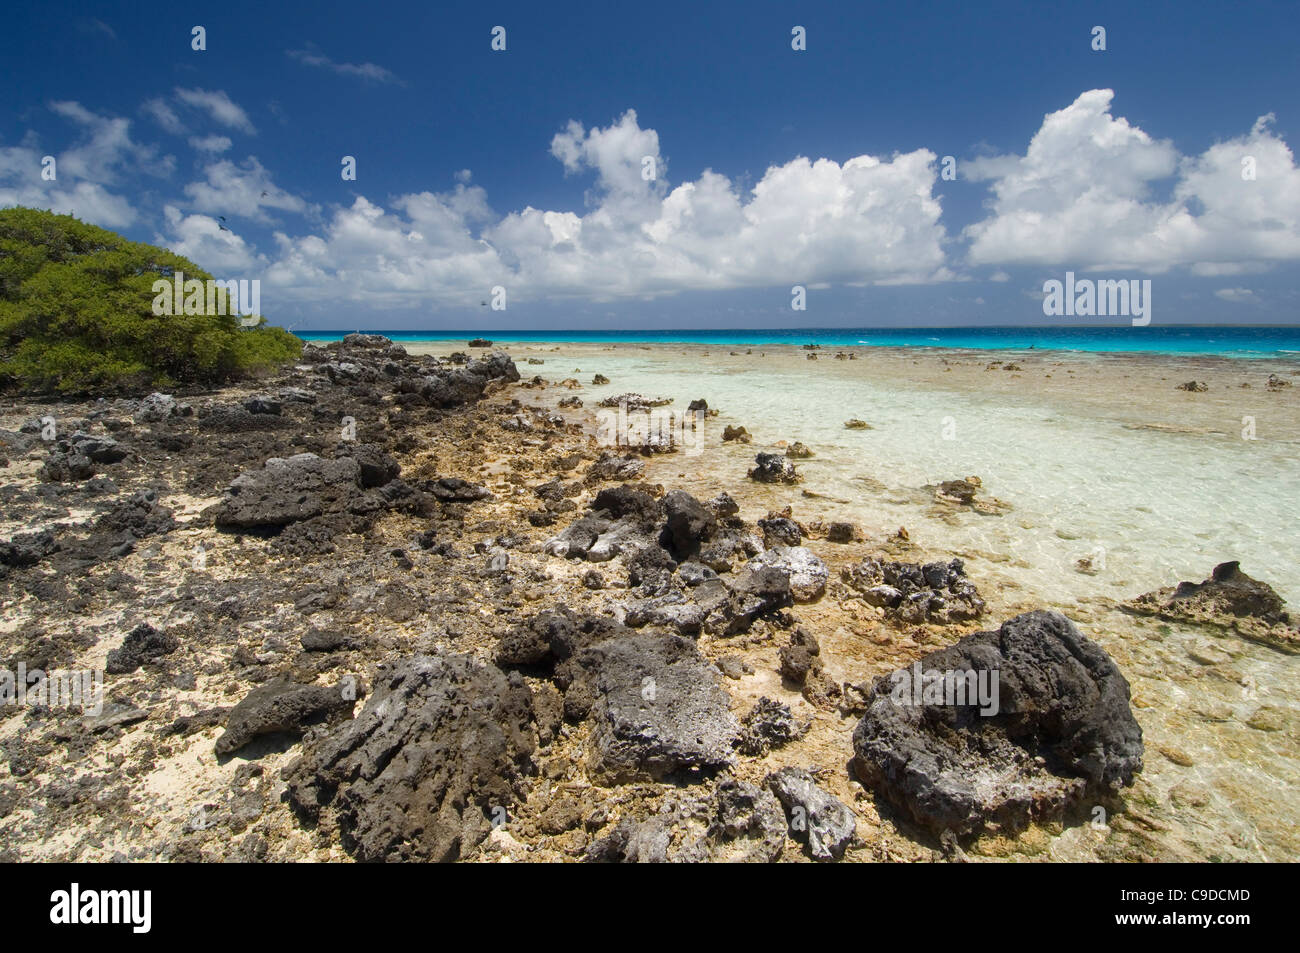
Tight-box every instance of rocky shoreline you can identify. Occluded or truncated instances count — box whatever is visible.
[1,335,1294,862]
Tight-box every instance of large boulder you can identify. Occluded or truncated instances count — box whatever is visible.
[213,453,362,529]
[284,654,535,862]
[569,632,739,781]
[851,610,1143,838]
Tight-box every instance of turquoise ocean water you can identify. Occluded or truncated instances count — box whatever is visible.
[297,325,1300,357]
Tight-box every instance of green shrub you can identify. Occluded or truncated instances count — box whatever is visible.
[0,207,301,394]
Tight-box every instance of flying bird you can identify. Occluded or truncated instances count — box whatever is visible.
[218,223,230,232]
[261,191,268,198]
[218,215,226,222]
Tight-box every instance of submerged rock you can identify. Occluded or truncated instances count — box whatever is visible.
[748,452,799,484]
[1125,561,1299,653]
[851,610,1143,838]
[935,478,980,504]
[842,557,984,624]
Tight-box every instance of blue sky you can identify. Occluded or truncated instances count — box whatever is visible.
[3,0,1298,330]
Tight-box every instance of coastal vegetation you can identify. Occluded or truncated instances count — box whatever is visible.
[0,207,300,394]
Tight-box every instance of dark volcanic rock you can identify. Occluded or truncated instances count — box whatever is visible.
[0,529,59,568]
[1125,561,1298,653]
[696,525,762,574]
[68,432,127,463]
[300,629,352,652]
[585,779,785,863]
[284,654,534,861]
[242,395,283,415]
[726,566,794,632]
[738,697,808,756]
[428,477,492,502]
[573,633,739,781]
[748,452,799,484]
[592,486,662,525]
[105,622,178,674]
[624,544,678,592]
[766,767,856,861]
[199,405,295,433]
[496,606,632,669]
[842,557,984,624]
[778,627,821,684]
[661,490,716,559]
[335,443,400,488]
[96,489,175,540]
[758,516,802,548]
[215,678,360,756]
[213,454,362,530]
[851,610,1143,838]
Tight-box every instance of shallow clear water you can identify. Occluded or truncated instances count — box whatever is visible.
[502,343,1300,861]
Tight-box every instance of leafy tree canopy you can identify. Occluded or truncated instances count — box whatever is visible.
[0,207,301,394]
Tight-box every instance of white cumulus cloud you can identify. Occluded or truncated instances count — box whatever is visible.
[257,109,950,308]
[964,89,1300,274]
[174,88,256,134]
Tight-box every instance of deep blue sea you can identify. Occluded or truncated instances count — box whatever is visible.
[296,325,1300,358]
